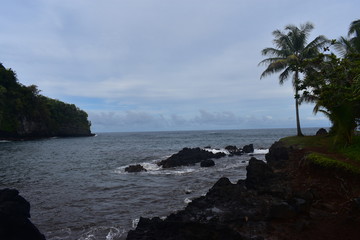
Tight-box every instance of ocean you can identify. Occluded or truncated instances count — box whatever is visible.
[0,128,320,240]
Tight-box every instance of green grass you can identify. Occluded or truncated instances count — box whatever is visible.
[306,152,360,175]
[281,135,335,150]
[280,134,360,174]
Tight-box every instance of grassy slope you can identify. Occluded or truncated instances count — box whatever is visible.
[281,135,360,175]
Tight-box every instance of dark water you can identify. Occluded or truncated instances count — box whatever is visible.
[0,128,319,240]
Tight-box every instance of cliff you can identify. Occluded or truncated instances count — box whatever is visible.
[0,63,93,140]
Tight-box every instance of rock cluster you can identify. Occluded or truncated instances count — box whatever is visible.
[157,147,226,168]
[0,189,46,240]
[125,142,322,240]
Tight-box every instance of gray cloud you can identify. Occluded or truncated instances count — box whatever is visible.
[1,0,357,131]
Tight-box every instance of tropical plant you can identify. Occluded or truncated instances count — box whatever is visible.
[302,53,360,145]
[259,22,328,136]
[335,19,360,57]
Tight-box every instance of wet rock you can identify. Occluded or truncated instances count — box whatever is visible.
[225,145,243,156]
[125,164,147,172]
[242,144,254,153]
[0,188,46,240]
[200,159,215,167]
[316,128,328,136]
[158,147,225,168]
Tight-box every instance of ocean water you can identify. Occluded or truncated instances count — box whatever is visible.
[0,128,320,240]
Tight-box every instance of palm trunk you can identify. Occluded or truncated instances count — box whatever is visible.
[294,71,303,137]
[295,96,303,136]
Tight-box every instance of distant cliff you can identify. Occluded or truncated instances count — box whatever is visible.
[0,63,93,139]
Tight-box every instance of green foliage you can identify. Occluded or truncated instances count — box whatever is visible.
[306,152,360,175]
[302,53,360,145]
[0,63,92,138]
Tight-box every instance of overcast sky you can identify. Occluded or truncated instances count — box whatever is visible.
[1,0,358,132]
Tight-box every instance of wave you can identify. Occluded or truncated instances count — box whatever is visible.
[204,147,269,155]
[252,149,269,155]
[203,148,230,155]
[77,226,125,240]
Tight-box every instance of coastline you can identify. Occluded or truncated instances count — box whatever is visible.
[0,133,96,141]
[126,139,360,240]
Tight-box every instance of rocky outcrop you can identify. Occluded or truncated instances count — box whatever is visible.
[158,148,225,168]
[0,189,46,240]
[242,144,254,153]
[265,140,289,168]
[127,154,303,240]
[225,145,243,156]
[127,140,360,240]
[125,164,147,173]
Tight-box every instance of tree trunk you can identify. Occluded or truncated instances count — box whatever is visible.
[294,71,303,137]
[295,93,303,137]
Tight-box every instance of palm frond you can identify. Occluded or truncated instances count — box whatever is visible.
[349,19,360,37]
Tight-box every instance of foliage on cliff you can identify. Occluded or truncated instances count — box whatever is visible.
[0,63,92,139]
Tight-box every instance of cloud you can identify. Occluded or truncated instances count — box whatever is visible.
[1,0,357,131]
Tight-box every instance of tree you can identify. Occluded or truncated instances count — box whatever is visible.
[259,22,328,136]
[335,19,360,57]
[302,53,360,145]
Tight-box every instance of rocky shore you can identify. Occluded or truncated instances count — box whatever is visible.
[127,140,360,240]
[0,189,46,240]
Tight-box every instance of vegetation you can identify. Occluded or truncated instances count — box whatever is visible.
[259,22,328,137]
[282,135,360,175]
[0,63,92,139]
[261,19,360,145]
[306,152,360,175]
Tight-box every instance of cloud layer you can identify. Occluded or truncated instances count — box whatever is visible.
[1,0,358,132]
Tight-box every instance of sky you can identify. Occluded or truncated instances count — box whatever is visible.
[1,0,359,132]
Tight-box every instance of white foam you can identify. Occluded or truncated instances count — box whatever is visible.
[132,218,139,228]
[141,162,162,171]
[252,149,269,154]
[78,226,124,240]
[0,140,11,143]
[184,198,192,204]
[203,148,230,155]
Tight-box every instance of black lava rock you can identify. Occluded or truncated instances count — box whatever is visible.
[125,164,147,173]
[158,147,225,168]
[200,159,215,167]
[0,188,46,240]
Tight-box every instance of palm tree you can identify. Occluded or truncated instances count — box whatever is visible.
[259,22,328,136]
[335,19,360,57]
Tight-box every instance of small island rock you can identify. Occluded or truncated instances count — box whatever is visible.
[125,164,147,173]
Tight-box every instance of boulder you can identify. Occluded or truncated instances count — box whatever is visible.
[245,157,275,190]
[125,164,147,173]
[242,144,254,153]
[265,141,289,168]
[158,147,225,168]
[316,128,328,136]
[200,159,215,167]
[0,189,46,240]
